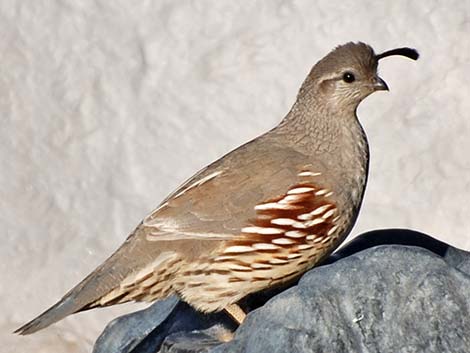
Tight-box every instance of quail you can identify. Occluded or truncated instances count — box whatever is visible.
[16,42,419,335]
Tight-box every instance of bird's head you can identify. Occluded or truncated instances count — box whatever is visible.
[298,42,419,113]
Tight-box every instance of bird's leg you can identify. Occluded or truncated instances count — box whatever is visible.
[212,304,246,342]
[224,303,246,325]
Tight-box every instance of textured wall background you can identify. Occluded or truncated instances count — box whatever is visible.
[2,1,470,352]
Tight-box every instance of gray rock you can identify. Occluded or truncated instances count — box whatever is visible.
[93,229,470,353]
[215,245,470,353]
[93,295,179,353]
[93,296,235,353]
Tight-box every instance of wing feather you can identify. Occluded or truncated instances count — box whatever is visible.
[142,137,331,242]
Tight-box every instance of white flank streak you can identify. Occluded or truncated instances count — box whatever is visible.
[292,221,307,229]
[315,189,328,196]
[305,218,325,227]
[298,244,314,250]
[311,205,331,215]
[147,230,234,241]
[214,255,235,261]
[141,277,157,287]
[321,237,331,243]
[121,252,176,288]
[288,187,315,195]
[173,170,223,198]
[269,258,289,264]
[285,230,307,238]
[229,264,252,271]
[325,191,334,197]
[258,227,285,235]
[122,271,151,289]
[253,243,280,250]
[271,218,296,226]
[279,194,304,204]
[223,245,254,254]
[287,253,302,259]
[255,202,298,210]
[298,171,321,177]
[306,234,317,241]
[297,213,313,220]
[242,226,284,235]
[312,237,324,243]
[323,209,336,219]
[241,226,265,233]
[255,203,278,210]
[328,225,339,235]
[272,237,296,245]
[251,263,272,269]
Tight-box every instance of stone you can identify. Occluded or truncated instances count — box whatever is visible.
[93,229,470,353]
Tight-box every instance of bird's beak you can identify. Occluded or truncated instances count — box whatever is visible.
[373,76,389,91]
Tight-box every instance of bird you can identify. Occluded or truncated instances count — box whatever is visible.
[16,42,419,335]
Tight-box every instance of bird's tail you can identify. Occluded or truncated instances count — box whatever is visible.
[14,248,132,335]
[14,288,91,335]
[15,225,178,335]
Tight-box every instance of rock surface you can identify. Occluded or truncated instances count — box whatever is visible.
[93,229,470,353]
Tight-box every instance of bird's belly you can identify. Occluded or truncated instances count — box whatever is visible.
[171,226,347,313]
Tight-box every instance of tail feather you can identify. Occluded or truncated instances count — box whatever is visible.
[14,254,128,335]
[15,225,172,335]
[14,294,86,335]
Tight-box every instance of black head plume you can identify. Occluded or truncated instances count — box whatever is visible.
[376,47,419,61]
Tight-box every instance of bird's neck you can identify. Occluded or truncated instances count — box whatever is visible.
[277,99,367,155]
[274,98,370,205]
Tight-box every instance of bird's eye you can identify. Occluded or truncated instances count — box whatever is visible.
[342,72,355,83]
